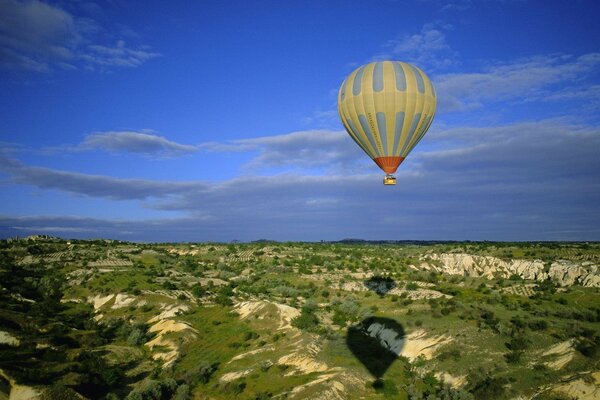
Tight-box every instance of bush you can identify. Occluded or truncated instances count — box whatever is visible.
[215,285,234,306]
[126,379,178,400]
[172,384,191,400]
[162,281,177,290]
[332,310,347,327]
[479,310,500,331]
[243,331,259,341]
[192,285,205,297]
[275,285,298,298]
[291,308,319,331]
[529,319,549,331]
[575,336,600,358]
[505,350,522,363]
[506,335,530,351]
[178,361,217,385]
[438,346,462,361]
[40,385,81,400]
[223,380,246,394]
[127,327,147,346]
[467,373,507,400]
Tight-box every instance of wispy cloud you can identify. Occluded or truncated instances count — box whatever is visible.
[80,40,160,69]
[435,53,600,112]
[78,131,198,157]
[375,23,457,69]
[201,130,368,173]
[0,0,159,72]
[439,0,472,13]
[0,157,199,200]
[2,119,599,241]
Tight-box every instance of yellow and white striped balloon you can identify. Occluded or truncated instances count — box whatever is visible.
[337,61,436,175]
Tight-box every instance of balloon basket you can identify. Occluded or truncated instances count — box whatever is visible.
[383,175,396,185]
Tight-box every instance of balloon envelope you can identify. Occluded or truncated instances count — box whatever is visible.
[337,61,437,174]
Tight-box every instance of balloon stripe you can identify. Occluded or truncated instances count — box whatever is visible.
[382,62,397,154]
[410,115,433,151]
[352,66,365,96]
[343,119,372,156]
[359,114,381,156]
[348,68,376,156]
[376,112,387,152]
[346,118,376,158]
[340,78,348,101]
[399,113,421,156]
[396,63,415,155]
[392,111,405,155]
[393,62,406,91]
[373,62,384,92]
[342,93,378,158]
[408,64,425,93]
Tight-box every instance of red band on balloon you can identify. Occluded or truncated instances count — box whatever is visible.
[373,156,404,174]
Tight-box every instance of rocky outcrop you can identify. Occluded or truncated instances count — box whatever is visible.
[419,254,600,287]
[547,261,600,287]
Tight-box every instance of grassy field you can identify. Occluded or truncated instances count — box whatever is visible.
[0,238,598,399]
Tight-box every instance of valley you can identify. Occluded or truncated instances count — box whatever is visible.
[0,238,598,399]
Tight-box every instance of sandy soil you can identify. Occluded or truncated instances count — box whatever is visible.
[541,339,575,370]
[145,335,179,366]
[8,385,40,400]
[111,293,136,309]
[337,282,448,299]
[551,372,600,400]
[89,294,114,310]
[149,319,196,335]
[289,370,365,400]
[219,370,252,382]
[435,372,467,388]
[277,353,329,375]
[400,329,453,361]
[289,373,342,399]
[363,324,451,361]
[141,289,196,301]
[10,294,35,304]
[148,304,189,323]
[235,300,300,330]
[0,332,19,347]
[198,277,228,287]
[0,370,40,400]
[228,345,275,363]
[145,319,197,367]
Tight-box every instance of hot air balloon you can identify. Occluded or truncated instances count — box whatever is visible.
[337,61,437,185]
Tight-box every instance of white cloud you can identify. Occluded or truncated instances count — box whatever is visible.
[81,40,160,68]
[376,23,457,69]
[1,119,599,241]
[79,131,198,157]
[0,0,159,72]
[0,157,199,200]
[435,53,600,112]
[200,130,368,173]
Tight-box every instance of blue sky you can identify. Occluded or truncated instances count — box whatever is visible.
[1,0,599,242]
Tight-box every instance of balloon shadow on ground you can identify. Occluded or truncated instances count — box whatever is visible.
[363,276,397,297]
[346,317,405,384]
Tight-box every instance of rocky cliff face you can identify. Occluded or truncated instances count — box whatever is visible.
[419,253,600,287]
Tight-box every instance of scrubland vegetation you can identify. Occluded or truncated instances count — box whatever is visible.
[0,237,598,399]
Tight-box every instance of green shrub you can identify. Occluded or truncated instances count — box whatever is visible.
[529,319,549,331]
[291,308,319,331]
